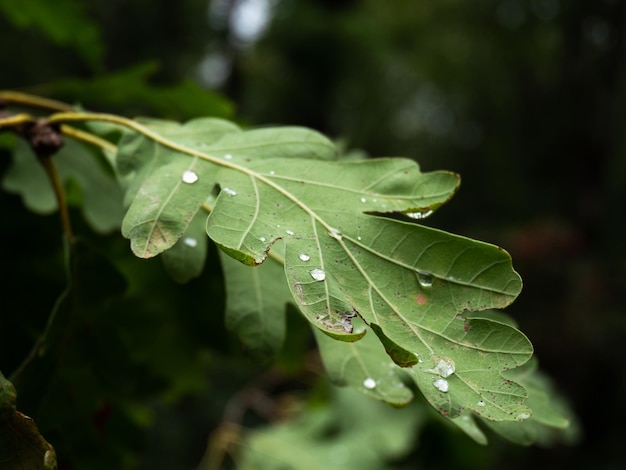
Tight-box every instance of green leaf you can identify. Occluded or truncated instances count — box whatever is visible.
[238,386,424,470]
[220,245,290,361]
[2,138,125,233]
[42,62,234,119]
[107,117,527,419]
[0,0,103,69]
[314,317,413,406]
[117,118,337,258]
[0,372,58,470]
[161,210,208,283]
[406,314,532,421]
[481,357,578,445]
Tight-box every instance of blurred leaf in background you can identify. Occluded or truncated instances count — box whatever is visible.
[1,0,624,469]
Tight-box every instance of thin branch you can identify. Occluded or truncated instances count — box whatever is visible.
[60,124,118,154]
[0,113,34,128]
[0,91,75,112]
[37,154,75,245]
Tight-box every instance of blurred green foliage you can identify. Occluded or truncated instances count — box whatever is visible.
[0,0,624,468]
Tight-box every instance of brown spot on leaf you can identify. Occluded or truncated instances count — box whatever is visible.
[415,294,428,305]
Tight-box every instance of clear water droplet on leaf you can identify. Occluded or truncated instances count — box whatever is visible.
[310,268,326,281]
[183,237,198,248]
[328,227,343,240]
[417,271,434,287]
[477,400,486,407]
[429,358,455,377]
[182,170,199,184]
[363,377,377,389]
[299,253,311,262]
[433,378,449,393]
[406,210,433,220]
[285,229,294,236]
[224,153,232,159]
[222,187,237,196]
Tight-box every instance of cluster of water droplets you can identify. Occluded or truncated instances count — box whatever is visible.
[428,357,456,393]
[406,209,434,220]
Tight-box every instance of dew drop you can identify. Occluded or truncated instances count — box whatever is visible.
[417,271,434,287]
[429,358,455,378]
[299,253,311,262]
[360,197,367,203]
[259,237,267,242]
[517,412,531,420]
[357,236,362,241]
[182,170,199,184]
[183,237,198,248]
[269,170,275,175]
[222,187,237,196]
[310,268,326,281]
[433,378,449,393]
[328,227,343,240]
[406,210,434,220]
[285,229,295,236]
[224,153,232,160]
[477,400,486,407]
[363,377,377,389]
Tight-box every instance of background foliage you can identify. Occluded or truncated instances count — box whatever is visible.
[1,0,624,468]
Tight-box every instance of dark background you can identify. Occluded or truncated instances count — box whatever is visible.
[1,0,625,468]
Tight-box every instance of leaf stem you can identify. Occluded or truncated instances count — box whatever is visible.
[0,113,34,128]
[38,153,75,245]
[0,90,75,112]
[60,124,118,154]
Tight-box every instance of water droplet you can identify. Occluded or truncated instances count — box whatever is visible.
[417,271,434,287]
[477,400,486,407]
[433,378,449,393]
[517,412,531,420]
[360,197,367,203]
[183,237,198,248]
[328,227,343,240]
[285,229,294,236]
[363,377,377,389]
[406,210,434,220]
[310,268,326,281]
[182,170,199,184]
[269,170,275,175]
[224,153,232,160]
[222,187,237,196]
[429,358,455,378]
[299,253,310,262]
[259,237,267,242]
